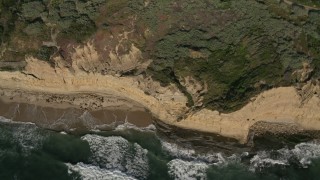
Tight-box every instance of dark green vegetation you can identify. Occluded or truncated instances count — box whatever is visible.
[0,0,105,69]
[139,0,320,112]
[1,0,320,112]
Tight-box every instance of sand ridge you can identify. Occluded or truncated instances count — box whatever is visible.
[0,58,320,143]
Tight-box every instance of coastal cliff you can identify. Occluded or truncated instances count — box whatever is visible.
[1,57,319,143]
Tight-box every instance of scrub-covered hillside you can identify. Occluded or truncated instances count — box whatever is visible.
[0,0,319,113]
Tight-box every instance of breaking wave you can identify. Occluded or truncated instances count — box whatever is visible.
[250,141,320,171]
[168,159,209,180]
[114,121,156,132]
[2,115,320,179]
[160,139,240,165]
[80,134,149,179]
[0,116,45,153]
[161,137,320,178]
[66,162,137,180]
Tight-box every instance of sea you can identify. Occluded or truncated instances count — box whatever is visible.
[1,114,320,180]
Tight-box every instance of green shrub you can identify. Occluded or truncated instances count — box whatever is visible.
[35,46,57,62]
[105,0,129,15]
[61,14,96,42]
[59,1,78,17]
[23,21,44,35]
[21,1,45,21]
[0,25,3,42]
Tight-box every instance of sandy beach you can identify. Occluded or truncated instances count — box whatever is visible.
[0,97,153,132]
[0,58,320,143]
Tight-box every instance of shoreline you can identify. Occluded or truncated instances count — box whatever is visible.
[0,88,147,112]
[0,97,153,132]
[0,58,320,143]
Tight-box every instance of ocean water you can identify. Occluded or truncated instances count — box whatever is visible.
[1,116,320,180]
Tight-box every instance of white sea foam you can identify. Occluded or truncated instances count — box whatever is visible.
[0,116,12,123]
[249,151,288,172]
[0,116,35,125]
[291,142,320,167]
[213,153,241,166]
[161,138,320,173]
[0,116,44,153]
[115,121,156,132]
[14,125,44,152]
[168,159,209,180]
[161,140,196,159]
[66,162,137,180]
[160,139,240,165]
[250,142,320,171]
[79,110,97,129]
[81,134,149,179]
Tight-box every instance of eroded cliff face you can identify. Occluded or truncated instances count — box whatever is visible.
[1,52,320,143]
[1,0,320,143]
[3,56,188,121]
[1,0,320,112]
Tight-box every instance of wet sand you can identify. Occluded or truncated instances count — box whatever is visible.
[0,99,153,132]
[0,57,320,143]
